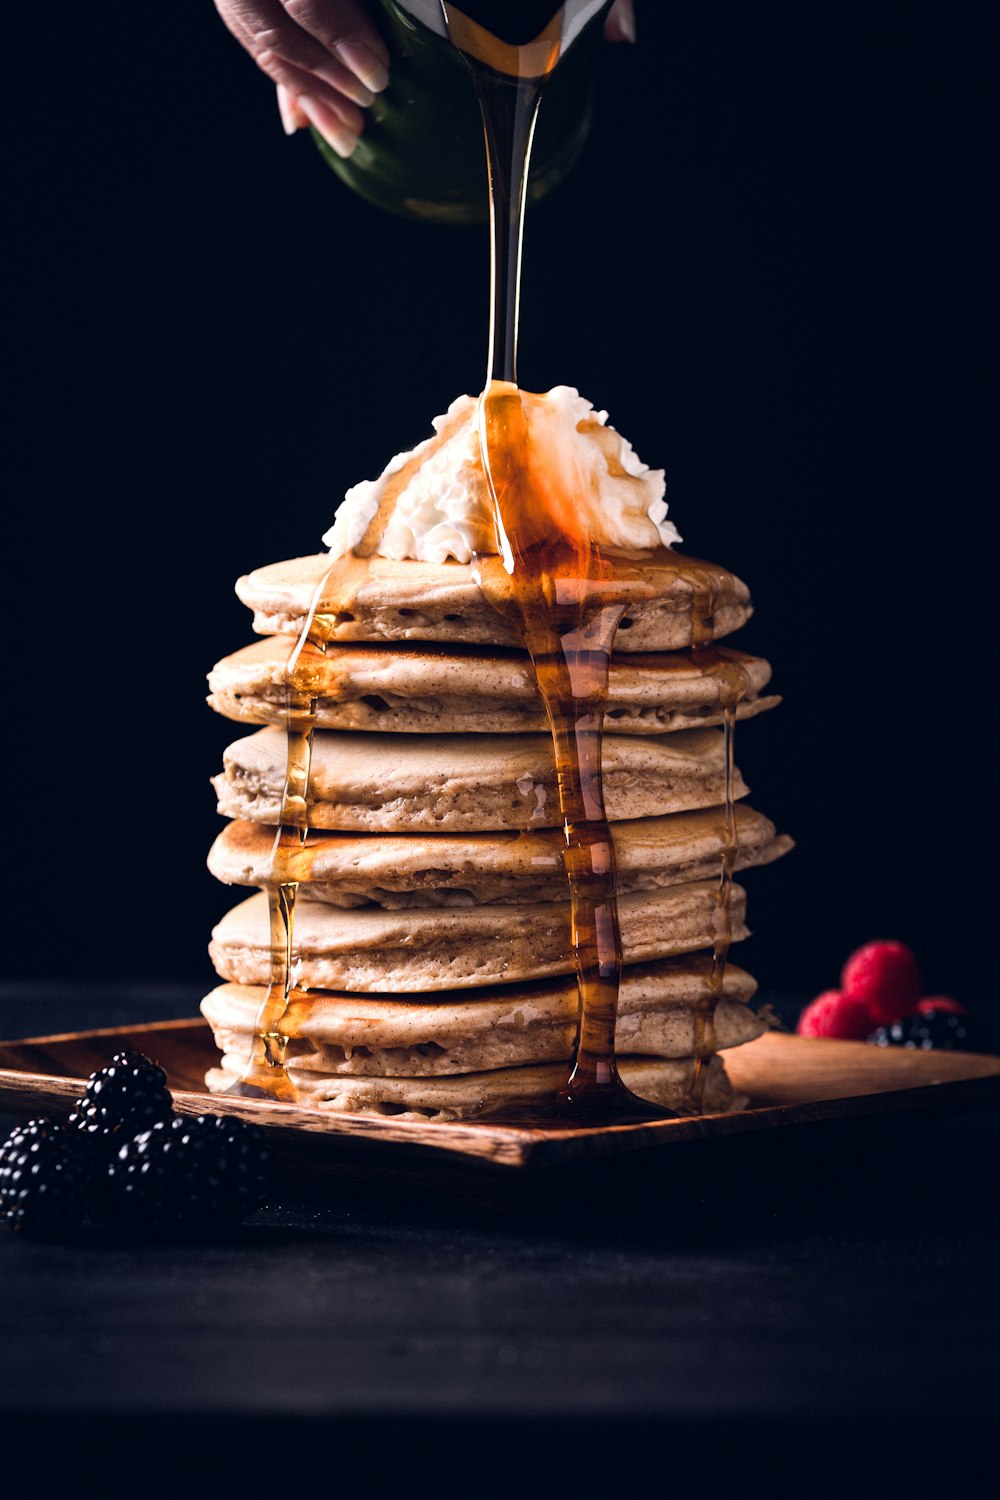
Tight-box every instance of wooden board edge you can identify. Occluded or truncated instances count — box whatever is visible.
[1,1062,997,1171]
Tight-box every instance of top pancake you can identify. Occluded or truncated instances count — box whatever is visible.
[234,551,752,652]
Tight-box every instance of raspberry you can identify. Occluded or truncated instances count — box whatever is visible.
[797,990,874,1040]
[841,941,921,1026]
[916,996,966,1016]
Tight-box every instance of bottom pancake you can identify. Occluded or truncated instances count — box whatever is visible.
[206,1051,735,1122]
[201,957,764,1077]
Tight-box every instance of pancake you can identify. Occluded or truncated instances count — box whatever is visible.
[208,806,792,908]
[209,881,749,992]
[201,958,764,1076]
[213,724,749,833]
[235,551,753,653]
[207,636,777,736]
[206,1050,735,1120]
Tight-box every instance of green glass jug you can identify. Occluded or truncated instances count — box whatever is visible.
[312,0,612,223]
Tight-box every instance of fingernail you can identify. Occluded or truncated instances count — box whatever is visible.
[349,79,376,108]
[277,85,305,136]
[299,97,360,159]
[313,66,374,109]
[334,42,390,94]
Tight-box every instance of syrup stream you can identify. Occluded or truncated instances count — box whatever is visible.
[444,2,668,1118]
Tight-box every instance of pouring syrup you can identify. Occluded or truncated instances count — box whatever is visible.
[231,1,745,1118]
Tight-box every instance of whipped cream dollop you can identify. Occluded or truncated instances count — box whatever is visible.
[322,388,681,564]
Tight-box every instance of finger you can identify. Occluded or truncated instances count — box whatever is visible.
[604,0,636,43]
[269,60,366,133]
[207,22,367,136]
[298,94,360,159]
[276,83,309,134]
[283,0,391,92]
[216,0,378,107]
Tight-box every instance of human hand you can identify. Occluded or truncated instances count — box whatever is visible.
[213,0,391,158]
[214,0,637,160]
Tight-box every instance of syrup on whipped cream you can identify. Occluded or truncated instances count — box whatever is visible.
[322,387,681,565]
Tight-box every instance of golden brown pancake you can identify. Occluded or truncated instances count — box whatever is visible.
[207,635,777,736]
[201,958,764,1076]
[212,724,751,833]
[235,551,753,653]
[207,805,791,907]
[208,881,748,993]
[205,1050,736,1120]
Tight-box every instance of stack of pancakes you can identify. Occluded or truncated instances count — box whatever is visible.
[202,551,790,1119]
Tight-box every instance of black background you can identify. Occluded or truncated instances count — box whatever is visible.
[5,1,992,1012]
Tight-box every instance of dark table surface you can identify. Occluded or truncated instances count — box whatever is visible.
[1,984,997,1487]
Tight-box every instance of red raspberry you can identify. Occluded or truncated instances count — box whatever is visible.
[797,990,874,1040]
[916,996,967,1017]
[841,940,921,1026]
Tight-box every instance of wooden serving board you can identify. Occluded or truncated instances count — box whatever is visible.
[0,1018,997,1171]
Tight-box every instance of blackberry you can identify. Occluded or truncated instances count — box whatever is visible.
[0,1119,97,1234]
[69,1048,174,1149]
[106,1114,272,1229]
[868,1010,994,1053]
